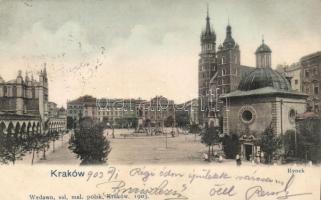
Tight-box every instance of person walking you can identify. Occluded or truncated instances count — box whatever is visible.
[236,154,241,166]
[202,152,209,162]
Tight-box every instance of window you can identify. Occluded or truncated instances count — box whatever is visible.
[315,104,319,113]
[222,69,227,75]
[313,67,318,75]
[314,85,319,95]
[289,109,296,124]
[295,79,298,85]
[242,110,253,122]
[239,106,256,124]
[305,87,310,94]
[305,69,309,78]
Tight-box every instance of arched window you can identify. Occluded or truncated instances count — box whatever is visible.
[13,86,17,97]
[32,87,36,98]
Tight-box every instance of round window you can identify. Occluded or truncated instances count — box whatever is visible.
[239,106,256,124]
[242,110,253,122]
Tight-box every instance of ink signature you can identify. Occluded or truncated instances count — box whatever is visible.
[245,174,312,200]
[96,179,188,200]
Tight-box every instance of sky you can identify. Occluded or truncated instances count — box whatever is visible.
[0,0,320,106]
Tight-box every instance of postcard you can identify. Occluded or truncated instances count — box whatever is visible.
[0,0,320,199]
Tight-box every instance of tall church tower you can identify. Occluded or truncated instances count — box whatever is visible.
[198,7,217,124]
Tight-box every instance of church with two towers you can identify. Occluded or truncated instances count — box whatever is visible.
[198,9,252,124]
[197,9,308,161]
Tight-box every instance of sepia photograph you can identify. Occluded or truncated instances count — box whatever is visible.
[0,0,320,199]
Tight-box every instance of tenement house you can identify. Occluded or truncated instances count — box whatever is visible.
[300,51,321,116]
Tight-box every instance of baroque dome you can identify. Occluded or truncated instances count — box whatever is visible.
[238,67,291,91]
[255,42,272,54]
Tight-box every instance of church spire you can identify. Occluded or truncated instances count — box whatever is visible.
[200,4,216,54]
[223,19,235,49]
[201,3,216,43]
[205,3,211,34]
[207,3,209,18]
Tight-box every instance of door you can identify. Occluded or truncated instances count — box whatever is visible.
[245,144,252,161]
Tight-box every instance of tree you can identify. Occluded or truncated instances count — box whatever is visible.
[201,124,220,161]
[258,124,281,164]
[296,118,321,163]
[275,63,289,72]
[284,130,296,158]
[222,133,240,159]
[67,116,75,129]
[189,123,200,133]
[69,118,111,165]
[28,131,45,165]
[0,123,26,165]
[49,130,60,152]
[175,111,189,128]
[40,131,50,160]
[164,116,174,127]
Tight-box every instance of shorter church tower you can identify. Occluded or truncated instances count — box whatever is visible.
[216,22,240,95]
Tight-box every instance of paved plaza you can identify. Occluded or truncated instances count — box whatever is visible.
[14,129,318,167]
[107,129,208,165]
[13,128,219,165]
[31,129,210,165]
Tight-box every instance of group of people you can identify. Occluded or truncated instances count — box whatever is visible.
[202,152,223,162]
[202,152,242,166]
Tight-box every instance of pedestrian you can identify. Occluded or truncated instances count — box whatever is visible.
[236,154,241,166]
[202,152,209,161]
[260,152,264,163]
[218,155,223,163]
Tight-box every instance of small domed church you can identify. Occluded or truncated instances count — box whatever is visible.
[220,40,308,160]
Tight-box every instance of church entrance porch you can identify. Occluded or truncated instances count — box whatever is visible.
[240,135,261,162]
